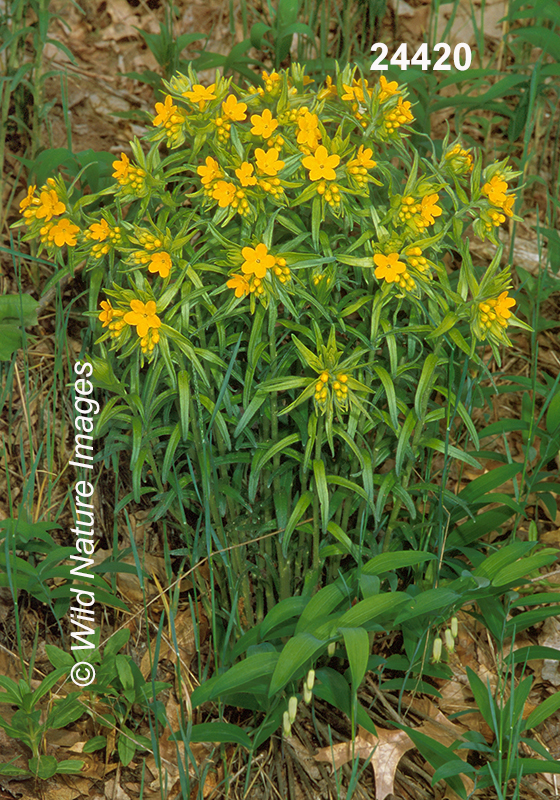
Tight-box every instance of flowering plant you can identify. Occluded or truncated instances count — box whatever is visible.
[15,65,533,689]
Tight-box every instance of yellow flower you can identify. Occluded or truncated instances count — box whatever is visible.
[296,111,320,148]
[36,189,66,221]
[183,83,216,110]
[482,175,508,206]
[112,153,130,182]
[254,148,285,176]
[341,84,357,102]
[354,145,376,168]
[124,300,161,338]
[317,75,337,100]
[235,162,257,186]
[19,185,37,212]
[148,251,172,278]
[153,94,178,127]
[378,76,400,103]
[98,300,123,327]
[241,243,275,279]
[262,70,282,92]
[197,157,222,185]
[88,219,110,241]
[222,94,247,121]
[420,194,442,226]
[250,109,278,138]
[49,218,80,246]
[502,195,515,217]
[302,145,340,182]
[212,181,237,207]
[494,291,515,321]
[373,252,407,283]
[226,274,251,298]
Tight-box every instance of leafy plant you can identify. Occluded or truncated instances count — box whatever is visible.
[47,629,171,767]
[0,632,84,779]
[12,65,548,786]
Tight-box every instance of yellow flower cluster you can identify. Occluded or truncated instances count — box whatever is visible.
[84,219,123,259]
[481,174,515,230]
[398,194,442,232]
[98,299,162,354]
[477,292,516,338]
[313,371,349,412]
[19,180,81,248]
[112,153,147,195]
[153,94,188,146]
[374,252,415,292]
[226,243,290,299]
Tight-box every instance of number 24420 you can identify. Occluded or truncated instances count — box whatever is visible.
[371,42,472,71]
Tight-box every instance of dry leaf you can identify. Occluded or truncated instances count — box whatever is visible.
[315,724,415,800]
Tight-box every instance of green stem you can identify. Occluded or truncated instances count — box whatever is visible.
[311,414,324,573]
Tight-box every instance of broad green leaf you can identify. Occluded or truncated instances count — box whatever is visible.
[338,626,369,688]
[524,692,560,730]
[397,725,467,799]
[261,595,309,639]
[191,652,279,706]
[362,551,437,575]
[466,667,495,731]
[473,541,535,580]
[268,632,326,697]
[493,549,558,587]
[188,722,252,748]
[394,589,459,624]
[337,592,408,628]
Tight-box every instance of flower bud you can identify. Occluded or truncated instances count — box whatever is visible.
[303,684,312,704]
[328,641,336,657]
[451,616,458,638]
[445,628,455,653]
[288,695,298,724]
[432,636,442,663]
[282,710,292,737]
[305,669,315,691]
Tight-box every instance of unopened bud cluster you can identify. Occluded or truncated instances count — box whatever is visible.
[432,616,459,662]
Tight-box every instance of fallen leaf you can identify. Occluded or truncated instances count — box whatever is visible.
[315,724,414,800]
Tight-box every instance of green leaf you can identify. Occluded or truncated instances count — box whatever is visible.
[191,652,279,706]
[493,549,558,587]
[28,755,58,780]
[372,365,398,428]
[337,592,408,628]
[261,596,309,640]
[397,725,467,799]
[281,491,313,557]
[313,459,329,534]
[394,589,459,624]
[466,667,495,732]
[54,759,84,774]
[421,438,481,469]
[396,409,416,475]
[268,632,326,697]
[414,353,442,421]
[187,722,252,748]
[362,551,437,575]
[248,433,300,502]
[458,462,523,505]
[338,627,369,689]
